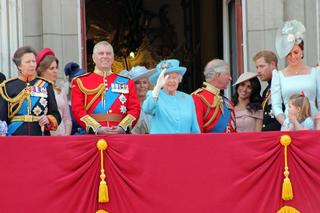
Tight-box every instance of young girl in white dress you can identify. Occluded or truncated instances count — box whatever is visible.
[281,93,314,131]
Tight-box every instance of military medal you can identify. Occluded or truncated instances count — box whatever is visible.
[30,86,48,98]
[111,82,129,94]
[120,105,127,114]
[39,97,48,108]
[32,105,42,116]
[119,94,127,104]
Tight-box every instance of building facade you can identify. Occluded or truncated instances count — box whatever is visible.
[1,0,320,94]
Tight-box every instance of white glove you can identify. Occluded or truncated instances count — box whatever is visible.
[152,69,167,99]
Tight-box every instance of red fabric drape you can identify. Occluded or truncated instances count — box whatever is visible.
[0,131,319,213]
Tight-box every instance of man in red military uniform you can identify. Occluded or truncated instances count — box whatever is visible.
[192,59,236,133]
[71,41,140,134]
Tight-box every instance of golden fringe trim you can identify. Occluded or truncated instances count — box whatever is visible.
[280,135,293,201]
[277,205,300,213]
[97,139,109,203]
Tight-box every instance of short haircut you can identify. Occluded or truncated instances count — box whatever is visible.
[12,46,37,67]
[253,50,278,67]
[93,41,114,55]
[203,59,228,81]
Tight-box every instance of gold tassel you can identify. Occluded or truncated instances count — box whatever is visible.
[99,170,109,202]
[277,205,300,213]
[280,135,294,201]
[282,175,293,200]
[97,139,109,203]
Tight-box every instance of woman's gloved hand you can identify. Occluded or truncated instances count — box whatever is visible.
[152,69,168,99]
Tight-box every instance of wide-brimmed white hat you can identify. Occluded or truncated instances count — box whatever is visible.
[275,20,305,58]
[128,66,155,81]
[233,72,258,86]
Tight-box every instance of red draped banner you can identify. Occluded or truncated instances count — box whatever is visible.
[0,131,320,212]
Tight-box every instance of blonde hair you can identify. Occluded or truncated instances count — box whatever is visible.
[289,93,311,122]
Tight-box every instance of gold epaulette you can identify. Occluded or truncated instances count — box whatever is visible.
[191,88,203,95]
[73,72,91,80]
[36,76,54,85]
[202,82,220,95]
[0,77,18,86]
[0,78,32,118]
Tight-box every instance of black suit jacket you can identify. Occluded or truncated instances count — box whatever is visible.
[0,73,6,84]
[261,82,283,131]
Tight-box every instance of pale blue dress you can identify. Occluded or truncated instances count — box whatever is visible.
[143,90,200,134]
[281,117,314,130]
[271,68,320,118]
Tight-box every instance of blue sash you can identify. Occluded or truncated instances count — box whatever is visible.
[93,76,129,114]
[209,103,231,133]
[8,82,48,135]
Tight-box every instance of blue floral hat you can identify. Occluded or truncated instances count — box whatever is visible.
[275,20,305,58]
[128,66,155,81]
[149,59,187,84]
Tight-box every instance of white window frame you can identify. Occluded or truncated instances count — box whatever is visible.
[0,0,23,78]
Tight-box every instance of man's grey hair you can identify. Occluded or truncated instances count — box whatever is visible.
[93,41,114,54]
[203,59,228,81]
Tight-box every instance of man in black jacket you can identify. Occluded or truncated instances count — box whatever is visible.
[253,50,282,131]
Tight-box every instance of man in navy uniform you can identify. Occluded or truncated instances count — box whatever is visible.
[253,50,281,131]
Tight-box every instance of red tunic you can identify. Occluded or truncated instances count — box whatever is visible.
[192,82,236,133]
[71,70,140,133]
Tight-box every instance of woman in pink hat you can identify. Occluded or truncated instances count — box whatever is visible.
[232,72,263,132]
[36,48,72,136]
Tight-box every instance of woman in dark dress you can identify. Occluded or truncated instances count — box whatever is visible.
[0,46,61,135]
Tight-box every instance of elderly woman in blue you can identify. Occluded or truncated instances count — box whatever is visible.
[143,59,200,133]
[271,20,320,125]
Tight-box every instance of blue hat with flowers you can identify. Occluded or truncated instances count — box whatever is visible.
[128,66,155,81]
[275,20,306,58]
[149,59,187,84]
[64,62,86,82]
[119,69,129,78]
